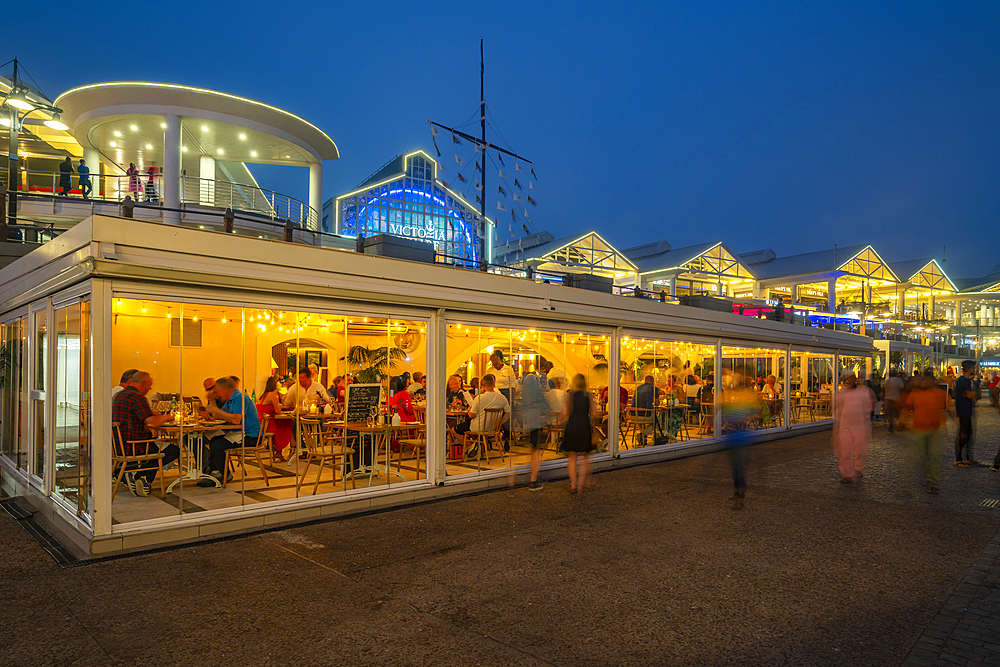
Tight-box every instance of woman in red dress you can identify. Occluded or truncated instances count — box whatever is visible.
[257,377,293,461]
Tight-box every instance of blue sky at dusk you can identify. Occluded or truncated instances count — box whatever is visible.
[7,1,998,276]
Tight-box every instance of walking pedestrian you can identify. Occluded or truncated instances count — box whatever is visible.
[518,369,549,492]
[953,360,977,467]
[902,371,952,494]
[58,156,73,196]
[833,372,876,484]
[721,374,761,509]
[77,159,92,199]
[560,373,598,496]
[884,371,904,432]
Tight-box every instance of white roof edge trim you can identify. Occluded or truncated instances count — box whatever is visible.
[54,81,337,149]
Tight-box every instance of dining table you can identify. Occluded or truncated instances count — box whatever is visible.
[323,420,424,486]
[151,420,242,493]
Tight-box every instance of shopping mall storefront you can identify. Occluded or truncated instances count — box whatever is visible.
[0,215,873,555]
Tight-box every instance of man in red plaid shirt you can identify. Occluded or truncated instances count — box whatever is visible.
[112,370,177,496]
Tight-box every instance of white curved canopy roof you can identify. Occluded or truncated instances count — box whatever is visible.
[54,82,339,166]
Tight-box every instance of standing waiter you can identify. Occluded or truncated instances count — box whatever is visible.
[488,351,517,449]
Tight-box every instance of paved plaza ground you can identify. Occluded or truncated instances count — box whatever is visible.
[3,406,1000,666]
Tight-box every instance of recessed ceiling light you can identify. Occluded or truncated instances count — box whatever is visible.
[201,125,208,132]
[130,125,137,131]
[239,133,246,140]
[181,146,187,152]
[250,151,257,157]
[217,148,224,155]
[161,122,167,128]
[113,130,121,137]
[285,155,290,158]
[145,144,152,150]
[110,141,116,147]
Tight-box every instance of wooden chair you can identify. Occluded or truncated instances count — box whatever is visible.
[545,411,565,450]
[623,407,654,447]
[296,418,356,495]
[698,403,715,435]
[223,414,271,488]
[464,407,506,464]
[397,424,427,480]
[112,422,167,500]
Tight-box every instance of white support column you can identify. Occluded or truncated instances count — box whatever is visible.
[199,155,215,206]
[783,345,791,429]
[83,148,100,198]
[609,327,622,457]
[930,294,936,322]
[427,309,446,485]
[308,163,323,231]
[751,281,762,299]
[713,339,722,437]
[955,298,962,326]
[827,277,837,313]
[668,275,676,297]
[162,113,181,224]
[790,284,800,304]
[90,279,113,537]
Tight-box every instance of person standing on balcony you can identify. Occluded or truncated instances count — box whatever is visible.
[126,163,141,199]
[58,156,73,196]
[145,162,159,202]
[76,159,92,198]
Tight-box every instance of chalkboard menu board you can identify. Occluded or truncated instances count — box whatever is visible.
[345,384,382,422]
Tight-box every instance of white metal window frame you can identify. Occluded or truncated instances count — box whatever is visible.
[100,281,438,535]
[0,306,29,484]
[440,312,616,481]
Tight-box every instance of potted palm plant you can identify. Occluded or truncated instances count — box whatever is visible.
[347,344,406,384]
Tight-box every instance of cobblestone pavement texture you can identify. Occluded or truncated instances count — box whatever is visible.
[1,406,1000,666]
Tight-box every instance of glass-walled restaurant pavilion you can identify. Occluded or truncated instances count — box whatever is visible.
[0,215,873,554]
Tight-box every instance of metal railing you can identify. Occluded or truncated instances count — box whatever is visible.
[1,169,319,229]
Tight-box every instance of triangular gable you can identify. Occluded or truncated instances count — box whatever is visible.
[536,231,638,274]
[678,242,755,280]
[837,245,898,282]
[906,260,957,292]
[983,282,1000,293]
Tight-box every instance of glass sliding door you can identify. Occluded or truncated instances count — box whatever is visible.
[53,299,91,516]
[0,318,26,471]
[30,306,48,482]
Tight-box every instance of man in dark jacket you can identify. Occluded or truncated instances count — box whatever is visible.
[58,156,74,196]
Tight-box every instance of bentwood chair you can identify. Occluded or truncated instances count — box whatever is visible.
[296,419,357,495]
[623,408,654,447]
[397,424,427,480]
[698,403,715,435]
[223,414,271,488]
[112,422,168,500]
[464,407,506,464]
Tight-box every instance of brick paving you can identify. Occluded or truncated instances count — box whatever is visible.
[1,403,999,666]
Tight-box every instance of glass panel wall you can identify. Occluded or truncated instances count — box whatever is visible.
[620,336,716,448]
[445,323,608,476]
[53,300,91,516]
[721,344,787,429]
[111,298,428,525]
[1,318,26,471]
[789,350,835,423]
[32,307,47,480]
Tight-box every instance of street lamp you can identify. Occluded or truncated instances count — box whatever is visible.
[2,58,64,234]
